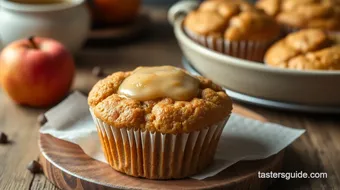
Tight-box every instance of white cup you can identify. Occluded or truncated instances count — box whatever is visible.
[0,0,90,53]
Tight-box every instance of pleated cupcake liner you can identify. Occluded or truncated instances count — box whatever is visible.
[184,27,275,62]
[90,109,228,179]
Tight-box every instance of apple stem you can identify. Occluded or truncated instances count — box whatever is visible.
[28,36,38,49]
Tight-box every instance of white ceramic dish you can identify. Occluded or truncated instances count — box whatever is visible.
[183,57,340,113]
[0,0,90,53]
[168,0,340,107]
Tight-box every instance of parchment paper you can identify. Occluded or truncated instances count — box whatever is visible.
[40,92,305,180]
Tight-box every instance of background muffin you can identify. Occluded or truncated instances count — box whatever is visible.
[88,66,233,179]
[256,0,340,33]
[184,0,280,62]
[265,29,340,70]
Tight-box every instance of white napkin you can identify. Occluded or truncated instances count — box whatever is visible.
[40,92,305,180]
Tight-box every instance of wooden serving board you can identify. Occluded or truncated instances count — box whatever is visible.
[39,105,284,190]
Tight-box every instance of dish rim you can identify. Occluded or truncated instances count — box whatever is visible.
[182,57,340,113]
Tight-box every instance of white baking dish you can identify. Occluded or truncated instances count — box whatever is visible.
[168,0,340,107]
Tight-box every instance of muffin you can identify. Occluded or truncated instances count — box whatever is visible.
[265,29,340,70]
[256,0,340,33]
[88,66,233,179]
[184,0,281,62]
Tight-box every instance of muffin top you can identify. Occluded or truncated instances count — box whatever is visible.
[88,66,232,134]
[265,29,340,70]
[256,0,340,31]
[184,0,280,41]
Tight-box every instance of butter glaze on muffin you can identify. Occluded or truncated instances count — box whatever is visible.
[88,67,232,134]
[184,0,280,41]
[117,66,200,101]
[256,0,340,31]
[265,29,340,70]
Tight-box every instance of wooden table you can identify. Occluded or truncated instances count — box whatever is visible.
[0,7,340,190]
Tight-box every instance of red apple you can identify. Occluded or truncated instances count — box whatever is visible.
[88,0,141,24]
[0,36,75,107]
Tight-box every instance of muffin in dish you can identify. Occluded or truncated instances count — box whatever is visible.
[256,0,340,33]
[265,29,340,70]
[88,66,232,179]
[184,0,281,62]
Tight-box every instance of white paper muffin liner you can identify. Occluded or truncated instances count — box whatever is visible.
[184,27,275,62]
[90,109,228,179]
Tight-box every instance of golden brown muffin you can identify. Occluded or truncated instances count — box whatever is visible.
[265,29,340,70]
[256,0,340,32]
[184,0,280,61]
[88,69,232,134]
[185,0,280,41]
[88,66,232,179]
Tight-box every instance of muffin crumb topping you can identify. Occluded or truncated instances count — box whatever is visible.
[256,0,340,30]
[265,29,340,70]
[88,66,232,133]
[184,0,280,41]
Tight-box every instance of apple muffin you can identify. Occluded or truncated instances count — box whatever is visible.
[184,0,280,62]
[265,29,340,70]
[256,0,340,33]
[88,66,233,179]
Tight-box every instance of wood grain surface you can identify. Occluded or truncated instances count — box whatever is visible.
[0,7,340,190]
[39,106,284,190]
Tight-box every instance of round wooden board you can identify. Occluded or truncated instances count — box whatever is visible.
[89,14,150,40]
[39,105,284,190]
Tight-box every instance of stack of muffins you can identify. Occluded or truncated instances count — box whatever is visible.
[265,29,340,70]
[184,0,281,62]
[256,0,340,33]
[183,0,340,71]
